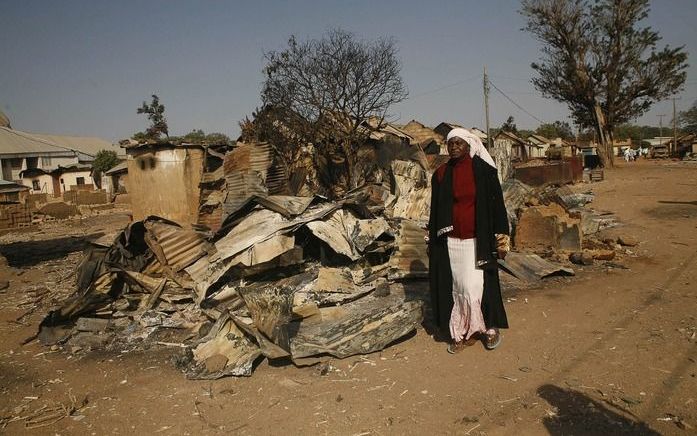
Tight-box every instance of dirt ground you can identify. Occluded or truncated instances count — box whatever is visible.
[0,159,695,435]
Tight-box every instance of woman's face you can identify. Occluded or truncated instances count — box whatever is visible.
[447,137,470,159]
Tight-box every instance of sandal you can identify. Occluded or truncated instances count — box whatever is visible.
[484,330,502,350]
[447,340,465,354]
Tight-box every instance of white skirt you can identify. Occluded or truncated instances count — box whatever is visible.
[447,237,487,341]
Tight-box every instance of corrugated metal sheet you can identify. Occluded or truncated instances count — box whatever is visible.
[186,202,340,301]
[390,160,431,222]
[221,142,289,218]
[266,163,288,195]
[144,220,211,272]
[401,120,444,145]
[30,133,123,157]
[223,172,268,218]
[388,219,428,279]
[502,178,533,223]
[513,158,583,186]
[306,209,361,260]
[197,205,223,233]
[224,142,273,174]
[254,196,314,218]
[498,252,574,282]
[104,161,128,175]
[0,126,77,156]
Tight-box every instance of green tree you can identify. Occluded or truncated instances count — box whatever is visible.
[131,131,149,142]
[535,121,573,140]
[521,0,688,167]
[137,94,169,141]
[203,132,232,145]
[501,116,518,134]
[181,129,206,143]
[92,150,120,188]
[679,100,697,135]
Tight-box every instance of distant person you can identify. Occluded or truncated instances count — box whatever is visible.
[427,128,510,354]
[624,148,632,162]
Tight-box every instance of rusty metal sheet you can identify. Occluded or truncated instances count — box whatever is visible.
[502,178,533,223]
[223,142,273,174]
[306,209,360,260]
[228,234,295,267]
[390,160,431,222]
[254,195,314,218]
[513,157,583,186]
[289,294,423,362]
[498,252,575,282]
[351,217,391,252]
[143,220,211,272]
[388,219,428,280]
[222,171,268,218]
[186,202,339,301]
[187,313,262,379]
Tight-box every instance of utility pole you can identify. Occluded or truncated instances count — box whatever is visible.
[672,97,681,156]
[657,114,666,139]
[484,66,491,149]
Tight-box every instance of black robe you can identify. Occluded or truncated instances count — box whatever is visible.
[428,155,509,337]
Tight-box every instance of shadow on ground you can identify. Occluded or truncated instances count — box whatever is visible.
[0,233,104,268]
[538,384,660,435]
[657,200,697,206]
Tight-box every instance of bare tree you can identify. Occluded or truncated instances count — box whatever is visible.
[258,28,408,194]
[679,100,697,135]
[521,0,688,167]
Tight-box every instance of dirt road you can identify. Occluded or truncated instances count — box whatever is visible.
[1,160,695,435]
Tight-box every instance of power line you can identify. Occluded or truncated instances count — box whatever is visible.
[488,80,546,124]
[407,73,482,100]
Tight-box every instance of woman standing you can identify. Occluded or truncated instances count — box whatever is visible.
[427,128,510,353]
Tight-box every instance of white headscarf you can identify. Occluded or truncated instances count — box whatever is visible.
[446,128,496,169]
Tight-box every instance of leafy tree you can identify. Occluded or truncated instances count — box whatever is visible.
[259,28,408,196]
[520,0,688,167]
[180,129,206,143]
[203,132,232,146]
[500,116,519,134]
[174,129,232,145]
[136,94,169,141]
[535,121,574,140]
[131,131,149,142]
[92,150,120,188]
[614,124,677,142]
[679,100,697,135]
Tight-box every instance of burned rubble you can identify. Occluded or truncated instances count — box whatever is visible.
[35,141,633,379]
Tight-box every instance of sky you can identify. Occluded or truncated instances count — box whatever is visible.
[1,0,696,142]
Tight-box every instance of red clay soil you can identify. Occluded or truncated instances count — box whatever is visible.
[0,159,695,435]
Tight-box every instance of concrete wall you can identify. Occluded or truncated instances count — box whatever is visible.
[126,147,204,226]
[58,171,94,193]
[39,156,79,171]
[0,156,80,182]
[21,174,54,195]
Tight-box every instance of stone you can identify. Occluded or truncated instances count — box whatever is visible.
[204,354,229,373]
[569,251,594,265]
[617,235,638,247]
[590,249,616,261]
[76,317,111,332]
[514,203,582,251]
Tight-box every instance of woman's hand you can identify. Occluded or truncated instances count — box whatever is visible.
[496,234,510,260]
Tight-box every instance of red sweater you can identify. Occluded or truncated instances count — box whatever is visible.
[436,155,476,239]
